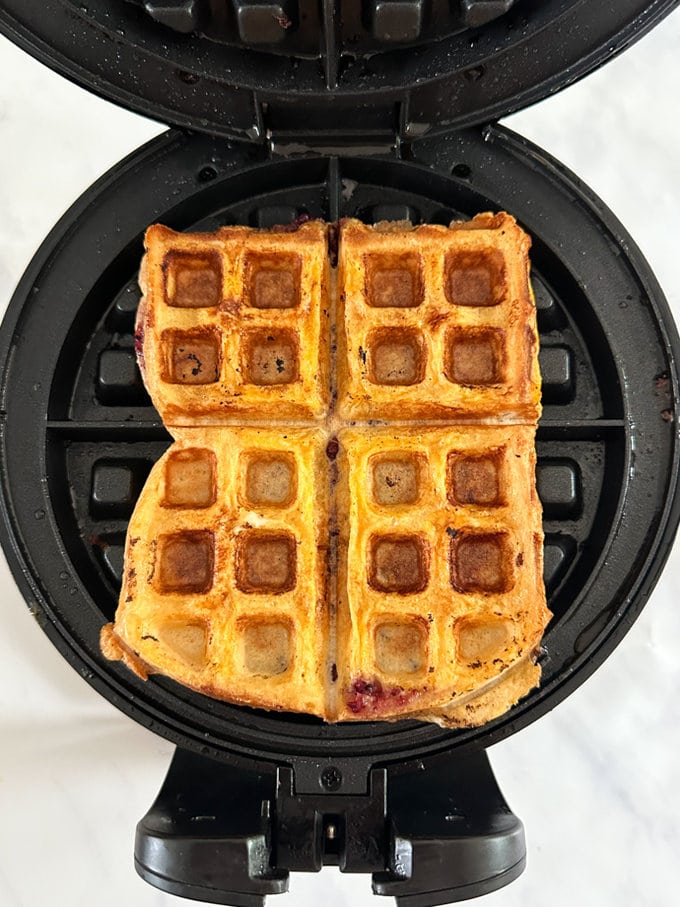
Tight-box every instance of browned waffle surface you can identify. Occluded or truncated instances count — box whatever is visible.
[137,221,330,424]
[338,216,540,423]
[102,214,549,723]
[335,424,545,721]
[102,427,330,716]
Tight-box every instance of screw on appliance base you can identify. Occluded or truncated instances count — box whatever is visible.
[135,747,525,906]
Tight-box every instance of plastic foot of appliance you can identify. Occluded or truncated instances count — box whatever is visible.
[135,746,525,906]
[372,749,526,905]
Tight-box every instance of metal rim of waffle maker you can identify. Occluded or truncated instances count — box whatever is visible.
[1,2,680,905]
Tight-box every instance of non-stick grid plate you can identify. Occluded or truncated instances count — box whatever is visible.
[0,0,677,140]
[1,124,678,769]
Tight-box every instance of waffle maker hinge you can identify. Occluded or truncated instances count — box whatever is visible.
[135,746,525,905]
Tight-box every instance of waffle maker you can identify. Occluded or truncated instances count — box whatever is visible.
[1,2,679,905]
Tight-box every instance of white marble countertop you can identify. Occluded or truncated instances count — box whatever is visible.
[1,11,679,907]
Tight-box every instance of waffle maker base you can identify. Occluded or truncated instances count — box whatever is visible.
[1,124,679,906]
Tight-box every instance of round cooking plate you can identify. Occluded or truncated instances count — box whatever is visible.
[1,126,678,769]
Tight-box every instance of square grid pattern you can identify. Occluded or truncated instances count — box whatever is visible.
[120,426,329,716]
[338,424,542,717]
[338,220,540,423]
[117,217,545,720]
[140,222,330,423]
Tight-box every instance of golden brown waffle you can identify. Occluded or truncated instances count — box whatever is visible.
[338,218,540,424]
[136,222,330,424]
[101,214,550,724]
[334,423,545,721]
[102,427,329,716]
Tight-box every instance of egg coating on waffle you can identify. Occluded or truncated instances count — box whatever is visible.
[101,214,550,725]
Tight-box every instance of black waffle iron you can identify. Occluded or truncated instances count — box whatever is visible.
[1,3,679,905]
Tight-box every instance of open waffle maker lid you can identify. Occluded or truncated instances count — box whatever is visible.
[0,1,678,141]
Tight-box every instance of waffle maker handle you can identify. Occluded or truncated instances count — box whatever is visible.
[135,746,525,905]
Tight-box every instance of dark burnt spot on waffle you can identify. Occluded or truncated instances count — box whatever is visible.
[245,252,301,309]
[327,222,339,267]
[236,530,297,593]
[242,452,296,507]
[163,448,217,508]
[157,621,209,667]
[164,328,221,385]
[370,452,423,505]
[240,620,291,676]
[367,327,426,386]
[326,436,340,461]
[447,449,505,506]
[163,250,222,308]
[368,534,430,593]
[445,248,506,307]
[444,327,505,386]
[449,530,514,594]
[242,328,299,385]
[156,530,215,594]
[426,311,449,332]
[365,252,423,308]
[525,323,538,358]
[221,297,241,316]
[455,617,513,663]
[374,620,427,674]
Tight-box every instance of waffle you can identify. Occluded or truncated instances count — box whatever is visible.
[101,214,550,724]
[338,218,540,424]
[135,221,330,424]
[101,427,330,716]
